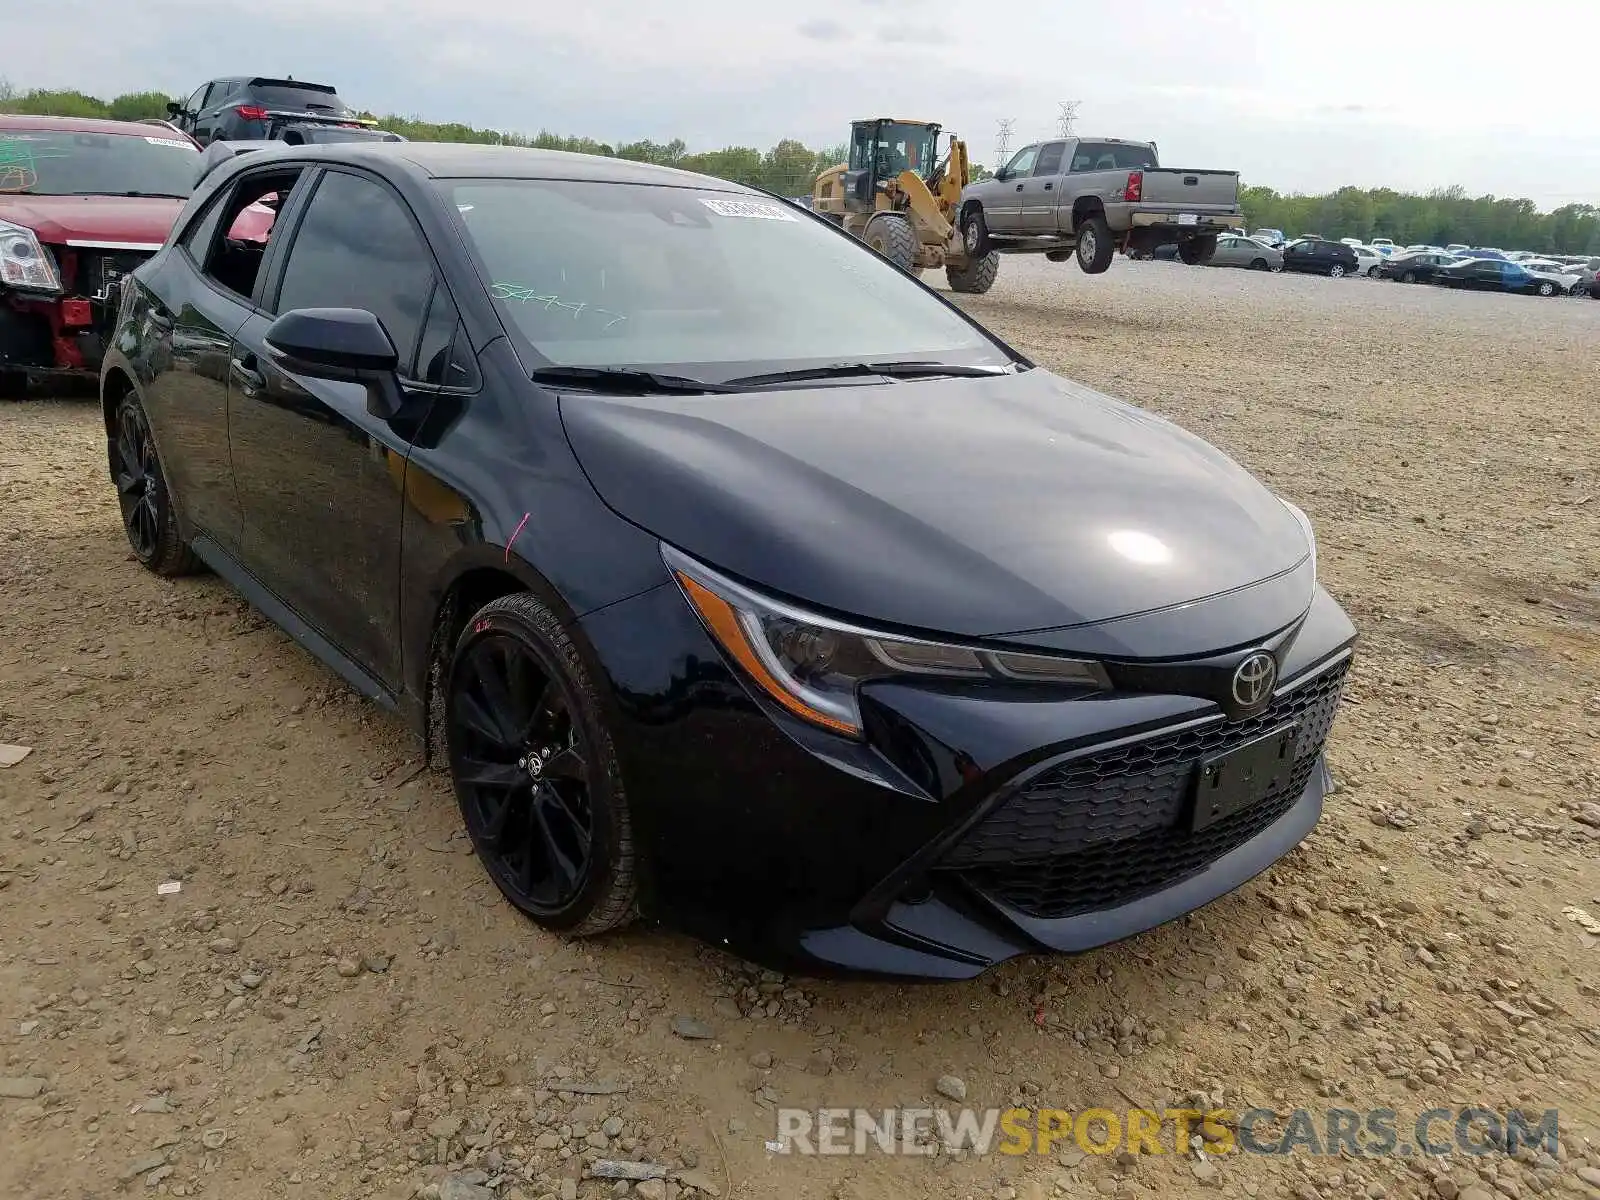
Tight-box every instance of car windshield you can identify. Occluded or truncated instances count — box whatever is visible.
[0,127,197,197]
[447,178,1009,380]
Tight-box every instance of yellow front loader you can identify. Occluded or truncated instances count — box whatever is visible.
[811,117,999,294]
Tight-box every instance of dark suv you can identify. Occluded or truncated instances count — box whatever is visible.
[167,78,357,144]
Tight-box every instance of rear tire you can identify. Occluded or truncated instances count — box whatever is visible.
[113,394,202,577]
[1366,265,1380,277]
[1536,281,1555,297]
[0,371,27,401]
[1328,263,1347,278]
[1075,213,1115,274]
[864,214,920,273]
[945,251,1000,294]
[1400,271,1416,283]
[1177,234,1218,266]
[1249,258,1268,271]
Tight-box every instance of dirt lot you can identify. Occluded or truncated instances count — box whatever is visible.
[1,261,1597,1200]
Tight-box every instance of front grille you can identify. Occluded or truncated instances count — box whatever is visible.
[942,658,1348,920]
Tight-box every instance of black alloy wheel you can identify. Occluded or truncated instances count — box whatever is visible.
[114,395,199,576]
[115,401,161,560]
[445,593,635,934]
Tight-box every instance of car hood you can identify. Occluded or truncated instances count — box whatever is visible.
[0,194,185,247]
[559,368,1311,642]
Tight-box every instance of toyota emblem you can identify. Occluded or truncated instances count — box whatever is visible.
[1231,651,1277,709]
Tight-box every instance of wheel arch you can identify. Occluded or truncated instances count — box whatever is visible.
[412,547,651,763]
[1070,195,1106,231]
[101,365,136,440]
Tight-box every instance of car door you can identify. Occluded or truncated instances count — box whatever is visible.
[1019,141,1065,233]
[987,144,1039,233]
[1217,236,1251,268]
[190,82,231,144]
[174,86,207,136]
[227,166,442,691]
[1467,261,1499,290]
[134,174,292,558]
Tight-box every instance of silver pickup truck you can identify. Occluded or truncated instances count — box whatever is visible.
[957,136,1242,274]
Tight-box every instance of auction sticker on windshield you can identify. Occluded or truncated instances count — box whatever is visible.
[144,136,193,149]
[699,197,797,221]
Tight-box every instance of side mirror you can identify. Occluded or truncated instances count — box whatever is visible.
[994,168,1009,182]
[166,101,183,117]
[264,308,403,419]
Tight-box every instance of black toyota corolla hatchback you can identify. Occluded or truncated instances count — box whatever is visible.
[100,142,1355,979]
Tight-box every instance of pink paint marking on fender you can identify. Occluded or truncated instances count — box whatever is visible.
[504,512,531,563]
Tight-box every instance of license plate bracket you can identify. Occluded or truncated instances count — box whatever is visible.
[1191,723,1298,832]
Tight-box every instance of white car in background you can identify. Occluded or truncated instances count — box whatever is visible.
[1520,260,1586,295]
[1369,237,1397,255]
[1350,244,1384,277]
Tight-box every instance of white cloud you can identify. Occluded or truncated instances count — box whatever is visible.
[10,0,1599,206]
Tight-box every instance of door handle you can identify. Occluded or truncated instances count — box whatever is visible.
[1014,183,1024,191]
[1043,182,1053,190]
[230,354,266,395]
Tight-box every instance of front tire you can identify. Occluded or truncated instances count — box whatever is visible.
[0,370,27,401]
[113,394,201,576]
[864,214,920,273]
[1249,258,1268,271]
[1366,265,1380,277]
[945,251,1000,294]
[1075,213,1115,273]
[960,206,991,257]
[446,592,636,937]
[1536,281,1555,296]
[1400,271,1416,283]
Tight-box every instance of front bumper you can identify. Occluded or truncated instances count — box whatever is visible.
[2,247,151,378]
[580,581,1356,979]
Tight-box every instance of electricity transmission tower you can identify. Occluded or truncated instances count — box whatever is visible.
[994,118,1015,167]
[1056,101,1081,138]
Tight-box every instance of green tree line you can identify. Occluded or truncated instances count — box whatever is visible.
[4,81,1595,253]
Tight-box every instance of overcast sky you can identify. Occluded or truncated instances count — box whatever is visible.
[19,0,1600,208]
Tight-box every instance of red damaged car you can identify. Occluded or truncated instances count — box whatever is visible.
[0,114,269,397]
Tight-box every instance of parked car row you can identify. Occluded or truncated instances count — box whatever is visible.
[1137,230,1599,296]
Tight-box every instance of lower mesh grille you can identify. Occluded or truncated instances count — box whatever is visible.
[944,658,1347,921]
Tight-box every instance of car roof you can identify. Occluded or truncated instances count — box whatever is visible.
[0,113,187,139]
[207,140,757,192]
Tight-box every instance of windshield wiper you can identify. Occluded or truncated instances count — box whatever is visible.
[723,360,1014,388]
[530,365,741,395]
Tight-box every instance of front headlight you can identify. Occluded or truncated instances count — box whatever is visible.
[664,545,1108,738]
[0,219,62,294]
[1278,497,1317,580]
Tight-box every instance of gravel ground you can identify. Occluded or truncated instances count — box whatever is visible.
[1,259,1598,1200]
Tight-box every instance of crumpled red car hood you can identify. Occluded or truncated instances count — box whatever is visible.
[0,194,273,247]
